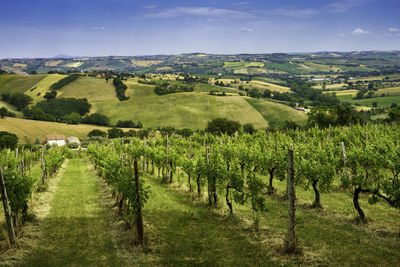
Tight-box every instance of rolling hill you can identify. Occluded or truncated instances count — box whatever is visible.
[0,74,308,142]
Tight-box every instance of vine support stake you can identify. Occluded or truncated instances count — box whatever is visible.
[285,144,297,253]
[41,145,47,185]
[0,166,17,246]
[133,159,144,246]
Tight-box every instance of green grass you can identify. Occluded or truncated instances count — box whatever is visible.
[194,83,239,94]
[157,166,400,266]
[245,98,308,127]
[58,77,118,103]
[22,158,122,266]
[339,95,400,108]
[25,74,66,104]
[95,92,218,130]
[141,173,278,266]
[216,96,268,128]
[0,74,46,94]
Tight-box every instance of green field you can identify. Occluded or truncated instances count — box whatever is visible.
[59,77,118,102]
[25,74,66,104]
[0,117,125,144]
[0,74,46,94]
[245,98,308,127]
[216,96,268,128]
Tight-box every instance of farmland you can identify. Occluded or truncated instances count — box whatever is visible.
[0,117,124,144]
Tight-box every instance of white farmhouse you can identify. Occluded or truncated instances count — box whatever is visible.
[45,134,66,146]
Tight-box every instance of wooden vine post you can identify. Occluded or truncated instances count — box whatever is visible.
[0,166,17,246]
[133,158,144,246]
[143,138,147,172]
[285,144,297,253]
[41,145,47,185]
[341,142,350,178]
[206,146,212,206]
[166,134,169,180]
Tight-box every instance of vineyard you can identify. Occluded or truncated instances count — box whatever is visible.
[1,123,400,265]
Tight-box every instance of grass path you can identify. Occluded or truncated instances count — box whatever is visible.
[22,157,122,266]
[141,173,277,266]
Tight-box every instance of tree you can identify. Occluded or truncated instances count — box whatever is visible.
[9,93,33,110]
[87,129,107,138]
[243,123,256,134]
[82,113,110,126]
[65,112,81,124]
[0,107,7,118]
[107,128,124,139]
[388,107,400,122]
[372,102,378,108]
[44,91,57,101]
[0,131,18,149]
[116,120,135,128]
[248,88,261,98]
[205,118,241,136]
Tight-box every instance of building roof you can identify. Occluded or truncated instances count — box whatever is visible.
[46,134,66,141]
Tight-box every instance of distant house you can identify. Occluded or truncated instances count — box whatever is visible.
[295,106,305,111]
[310,77,330,82]
[45,134,66,146]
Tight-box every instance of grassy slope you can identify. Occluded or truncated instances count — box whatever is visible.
[0,117,115,144]
[95,78,218,129]
[25,74,67,104]
[95,79,275,129]
[59,77,118,102]
[23,158,122,266]
[0,74,46,94]
[245,98,308,127]
[216,96,268,128]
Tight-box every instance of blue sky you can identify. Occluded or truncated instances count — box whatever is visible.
[0,0,399,58]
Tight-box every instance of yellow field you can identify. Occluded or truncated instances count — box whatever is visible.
[375,86,400,96]
[0,117,122,144]
[313,83,347,90]
[45,60,64,66]
[248,80,290,93]
[323,89,357,96]
[25,74,67,104]
[216,96,268,128]
[13,63,27,67]
[63,62,83,68]
[131,59,163,67]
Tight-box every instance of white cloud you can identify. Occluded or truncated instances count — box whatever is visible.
[352,28,370,35]
[144,5,157,9]
[389,27,400,33]
[91,26,105,31]
[326,0,372,13]
[146,7,252,19]
[271,7,319,18]
[240,27,254,32]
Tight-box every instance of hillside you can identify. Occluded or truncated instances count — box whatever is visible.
[0,74,307,133]
[0,117,120,143]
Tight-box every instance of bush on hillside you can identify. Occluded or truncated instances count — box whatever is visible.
[82,113,110,126]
